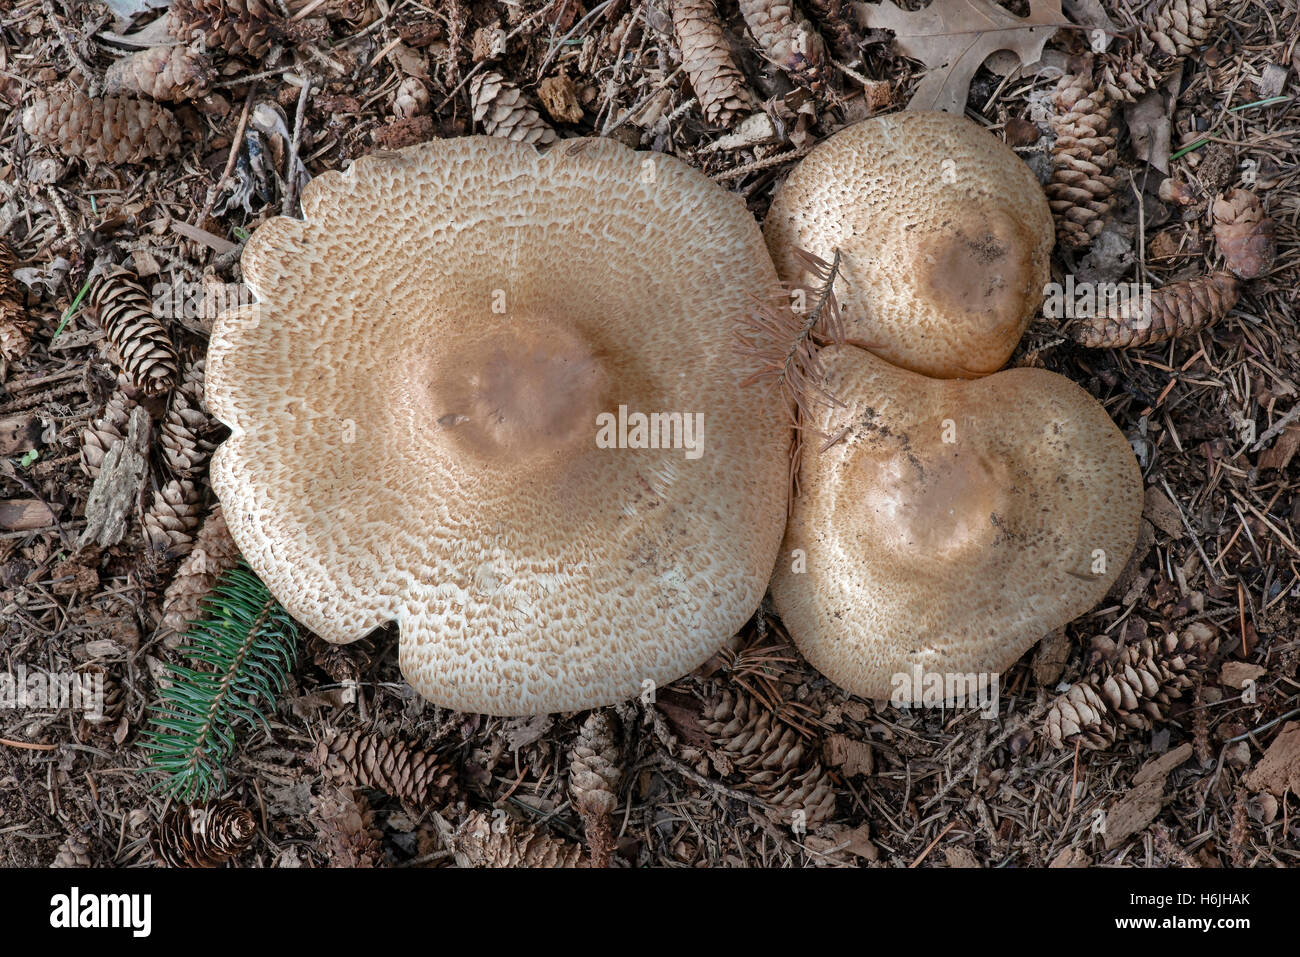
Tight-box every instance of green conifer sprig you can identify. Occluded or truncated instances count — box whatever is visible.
[142,563,297,800]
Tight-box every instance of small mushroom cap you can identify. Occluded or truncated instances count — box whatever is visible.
[770,345,1142,702]
[206,136,791,715]
[764,111,1054,379]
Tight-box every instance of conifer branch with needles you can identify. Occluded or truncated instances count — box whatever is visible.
[736,247,846,505]
[737,247,845,422]
[142,563,297,801]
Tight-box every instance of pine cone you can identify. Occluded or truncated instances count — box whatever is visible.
[469,72,557,146]
[0,239,33,362]
[1047,71,1118,249]
[671,0,752,126]
[143,478,203,559]
[152,800,257,867]
[1213,189,1276,280]
[1044,623,1220,749]
[1098,51,1166,104]
[1044,682,1114,749]
[22,89,181,165]
[160,359,218,476]
[569,711,622,867]
[1149,0,1219,59]
[51,830,95,868]
[80,386,138,479]
[802,0,856,63]
[308,632,373,684]
[1069,272,1240,349]
[160,504,241,636]
[317,728,456,807]
[702,688,837,826]
[169,0,285,58]
[104,43,215,102]
[78,664,124,727]
[738,0,828,93]
[312,784,384,867]
[88,267,179,396]
[449,810,587,868]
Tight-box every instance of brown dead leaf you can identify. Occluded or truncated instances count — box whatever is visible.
[855,0,1065,113]
[1257,425,1300,471]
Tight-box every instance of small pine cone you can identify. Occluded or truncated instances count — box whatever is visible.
[161,359,218,476]
[22,89,181,165]
[1044,682,1115,749]
[764,762,837,826]
[1044,623,1218,749]
[1047,71,1118,249]
[1149,0,1219,59]
[1069,272,1240,349]
[738,0,829,93]
[152,800,257,867]
[450,810,587,868]
[1098,52,1165,104]
[703,688,808,779]
[160,504,241,636]
[317,728,456,807]
[569,711,622,867]
[80,386,138,478]
[51,830,95,868]
[0,239,33,362]
[79,665,125,726]
[308,632,373,684]
[143,478,204,559]
[88,267,178,396]
[312,785,384,867]
[169,0,285,58]
[671,0,752,126]
[1213,189,1276,279]
[802,0,856,64]
[469,72,557,147]
[104,43,215,102]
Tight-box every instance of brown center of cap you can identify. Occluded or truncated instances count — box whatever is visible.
[913,210,1036,342]
[431,318,611,463]
[848,437,1011,559]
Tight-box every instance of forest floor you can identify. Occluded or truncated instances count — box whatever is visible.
[0,0,1298,868]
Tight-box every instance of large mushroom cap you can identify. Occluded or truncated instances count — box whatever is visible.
[770,345,1142,702]
[764,111,1055,379]
[206,136,791,715]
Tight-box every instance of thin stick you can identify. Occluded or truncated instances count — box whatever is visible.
[0,737,58,751]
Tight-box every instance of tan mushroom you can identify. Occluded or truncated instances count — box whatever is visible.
[206,136,791,716]
[764,111,1055,379]
[769,344,1142,703]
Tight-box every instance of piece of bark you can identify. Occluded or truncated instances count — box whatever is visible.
[0,498,56,531]
[1243,722,1300,798]
[78,405,150,549]
[1103,743,1192,850]
[0,414,41,456]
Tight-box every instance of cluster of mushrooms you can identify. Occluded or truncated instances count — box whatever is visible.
[206,113,1142,716]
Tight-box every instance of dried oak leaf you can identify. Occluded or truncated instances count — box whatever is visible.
[855,0,1066,113]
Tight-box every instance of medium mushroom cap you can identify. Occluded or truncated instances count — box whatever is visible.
[770,345,1142,702]
[764,111,1055,379]
[206,136,791,715]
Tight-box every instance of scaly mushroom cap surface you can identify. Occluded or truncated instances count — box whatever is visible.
[770,345,1142,702]
[206,136,791,715]
[764,111,1054,379]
